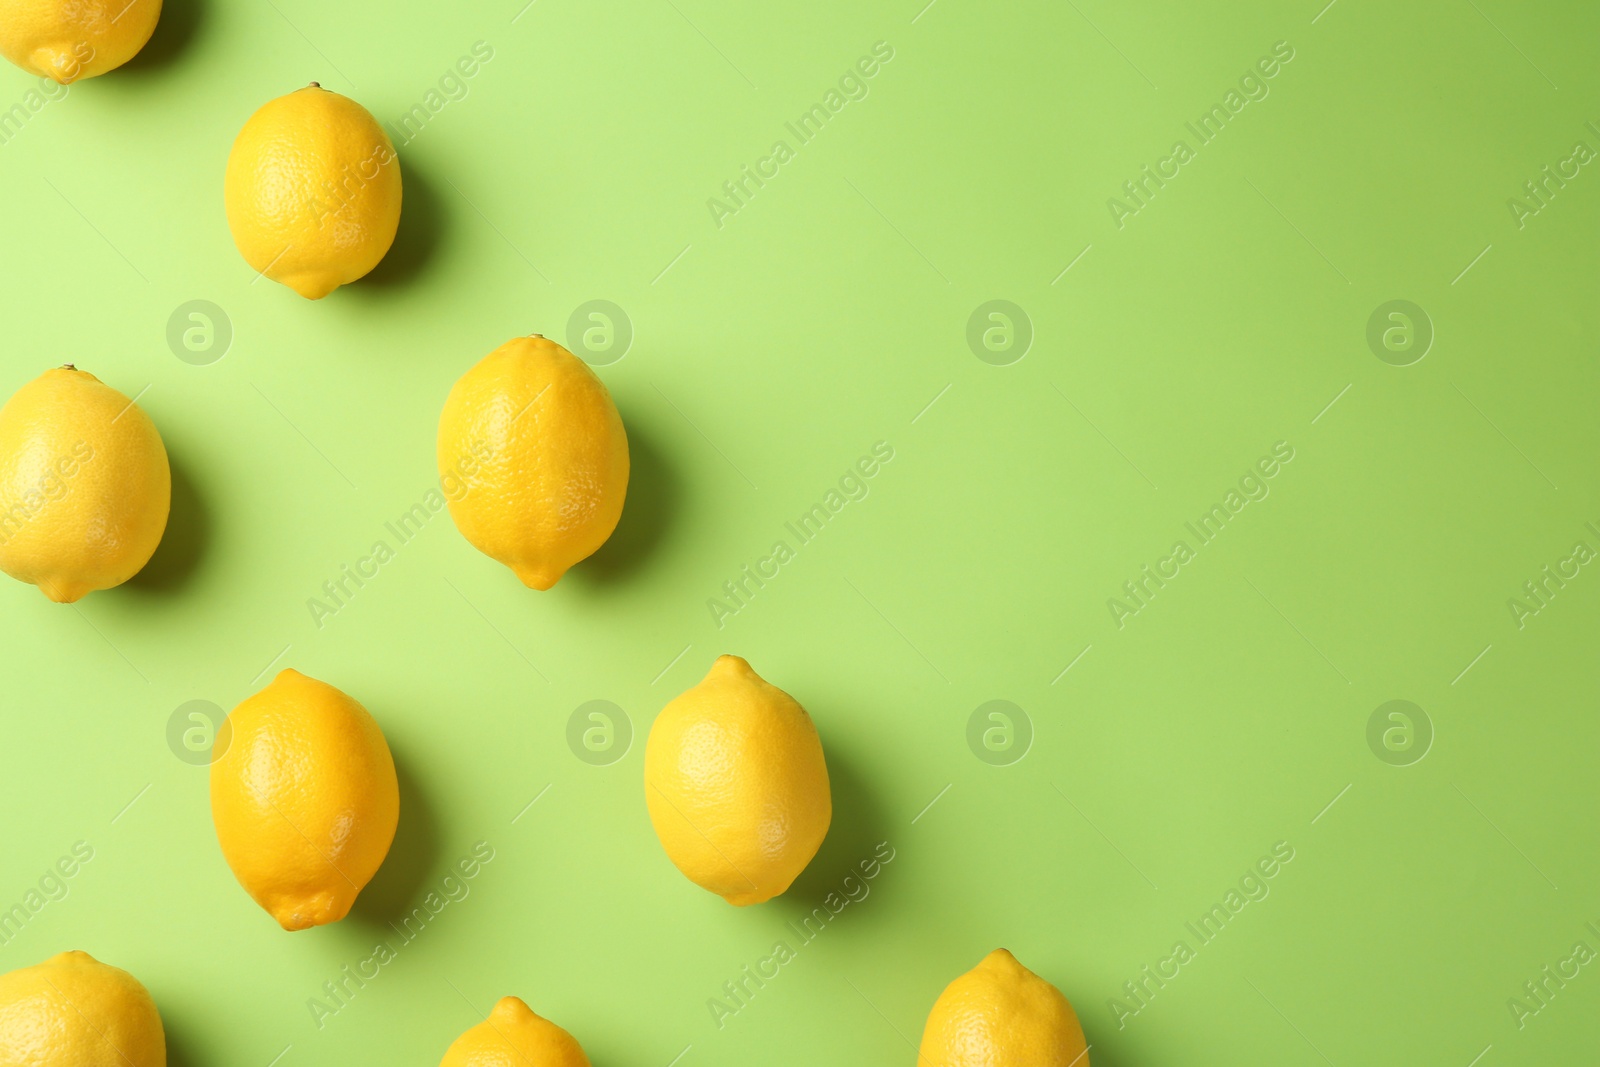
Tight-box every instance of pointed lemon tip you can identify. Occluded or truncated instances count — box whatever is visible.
[514,565,562,590]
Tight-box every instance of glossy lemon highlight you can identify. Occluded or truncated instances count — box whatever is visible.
[645,655,831,905]
[437,335,628,590]
[439,996,590,1067]
[0,950,165,1066]
[0,0,161,82]
[224,85,402,299]
[0,366,169,602]
[918,949,1090,1067]
[210,669,399,930]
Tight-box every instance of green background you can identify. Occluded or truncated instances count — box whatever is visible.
[0,0,1596,1063]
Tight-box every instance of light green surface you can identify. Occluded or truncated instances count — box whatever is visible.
[1,0,1597,1063]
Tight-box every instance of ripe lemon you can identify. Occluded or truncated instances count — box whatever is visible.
[0,950,165,1066]
[644,655,830,905]
[0,366,169,603]
[224,84,401,299]
[437,335,628,590]
[0,0,162,83]
[439,996,590,1067]
[918,949,1089,1067]
[210,668,399,931]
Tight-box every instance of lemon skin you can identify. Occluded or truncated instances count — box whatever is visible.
[439,997,590,1067]
[645,655,831,905]
[918,949,1090,1067]
[0,366,169,603]
[0,0,162,82]
[224,85,402,299]
[437,335,628,590]
[210,669,400,930]
[0,950,166,1066]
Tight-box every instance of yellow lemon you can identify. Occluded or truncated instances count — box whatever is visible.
[437,335,628,590]
[210,669,399,931]
[224,84,401,299]
[439,996,589,1067]
[644,655,830,905]
[0,366,169,603]
[918,949,1089,1067]
[0,0,161,83]
[0,950,165,1066]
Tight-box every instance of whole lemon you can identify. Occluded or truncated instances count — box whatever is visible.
[0,950,165,1066]
[224,84,401,299]
[439,996,589,1067]
[437,335,628,590]
[0,366,169,603]
[644,655,830,905]
[0,0,161,83]
[210,668,399,930]
[918,949,1089,1067]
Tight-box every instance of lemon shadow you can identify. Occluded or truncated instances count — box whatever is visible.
[777,743,894,921]
[353,154,445,293]
[348,746,440,931]
[570,413,677,585]
[121,0,203,75]
[126,455,207,595]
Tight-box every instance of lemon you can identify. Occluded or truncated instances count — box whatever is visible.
[224,84,402,299]
[0,950,165,1066]
[437,335,629,590]
[439,996,589,1067]
[210,668,399,931]
[0,0,161,83]
[644,655,830,905]
[918,949,1090,1067]
[0,366,169,603]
